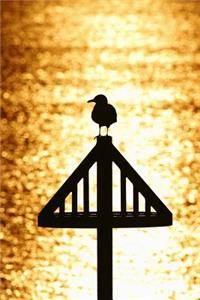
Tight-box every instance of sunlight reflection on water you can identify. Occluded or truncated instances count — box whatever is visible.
[1,0,200,299]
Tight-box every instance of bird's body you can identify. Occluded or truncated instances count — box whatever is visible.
[92,103,117,127]
[88,94,117,135]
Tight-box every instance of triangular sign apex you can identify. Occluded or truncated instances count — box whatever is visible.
[38,137,172,227]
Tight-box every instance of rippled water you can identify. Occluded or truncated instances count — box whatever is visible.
[1,1,200,299]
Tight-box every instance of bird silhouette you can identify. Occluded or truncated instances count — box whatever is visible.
[87,94,117,136]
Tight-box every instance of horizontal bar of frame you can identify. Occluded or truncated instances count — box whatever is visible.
[38,211,172,228]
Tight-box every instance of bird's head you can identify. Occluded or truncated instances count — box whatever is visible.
[87,94,108,105]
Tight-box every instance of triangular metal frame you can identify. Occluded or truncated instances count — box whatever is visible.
[38,136,172,228]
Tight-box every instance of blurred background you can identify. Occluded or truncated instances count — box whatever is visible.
[1,0,200,299]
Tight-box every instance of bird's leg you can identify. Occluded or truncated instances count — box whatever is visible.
[99,126,101,136]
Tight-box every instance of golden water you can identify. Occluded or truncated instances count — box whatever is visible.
[1,1,200,299]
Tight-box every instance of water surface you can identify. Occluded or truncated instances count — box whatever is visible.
[1,1,200,299]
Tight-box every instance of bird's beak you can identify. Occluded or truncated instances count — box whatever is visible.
[87,99,94,103]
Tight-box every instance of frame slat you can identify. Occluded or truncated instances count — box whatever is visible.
[121,172,126,214]
[84,172,89,213]
[72,186,77,214]
[133,186,139,214]
[59,200,65,215]
[145,198,151,215]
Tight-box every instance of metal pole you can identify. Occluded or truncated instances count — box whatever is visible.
[97,136,113,300]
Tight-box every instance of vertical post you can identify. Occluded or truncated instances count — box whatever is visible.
[97,136,113,300]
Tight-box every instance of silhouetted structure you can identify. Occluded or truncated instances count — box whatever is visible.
[38,136,172,300]
[88,94,117,135]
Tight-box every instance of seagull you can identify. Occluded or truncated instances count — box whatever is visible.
[87,94,117,136]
